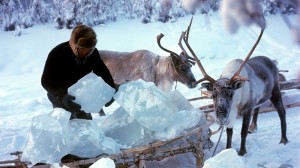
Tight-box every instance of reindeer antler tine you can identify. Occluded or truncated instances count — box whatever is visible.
[178,29,196,66]
[231,24,265,82]
[178,31,188,56]
[194,78,209,85]
[188,60,196,65]
[187,56,195,61]
[157,33,180,58]
[186,17,193,42]
[182,31,216,84]
[157,33,164,40]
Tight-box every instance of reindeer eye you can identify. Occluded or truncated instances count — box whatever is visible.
[179,66,186,72]
[226,90,233,98]
[212,91,217,98]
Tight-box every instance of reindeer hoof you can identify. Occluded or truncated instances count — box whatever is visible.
[238,149,247,156]
[280,138,289,145]
[248,124,257,134]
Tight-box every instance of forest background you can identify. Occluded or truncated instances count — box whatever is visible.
[1,0,298,35]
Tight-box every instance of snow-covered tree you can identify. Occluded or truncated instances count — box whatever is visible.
[1,0,17,31]
[262,0,298,14]
[29,0,52,24]
[0,0,298,34]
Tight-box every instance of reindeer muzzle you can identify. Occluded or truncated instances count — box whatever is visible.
[216,108,230,126]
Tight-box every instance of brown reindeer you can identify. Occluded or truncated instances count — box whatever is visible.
[98,33,198,115]
[99,35,197,92]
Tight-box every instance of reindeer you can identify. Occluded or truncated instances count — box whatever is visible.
[99,35,197,92]
[180,18,288,156]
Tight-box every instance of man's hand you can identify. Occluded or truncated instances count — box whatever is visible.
[62,94,81,112]
[70,110,93,120]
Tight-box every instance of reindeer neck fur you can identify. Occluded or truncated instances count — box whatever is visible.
[155,56,175,91]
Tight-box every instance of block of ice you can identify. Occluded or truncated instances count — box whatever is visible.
[154,108,202,140]
[22,108,121,164]
[68,72,115,113]
[165,90,194,111]
[65,119,119,158]
[100,107,152,147]
[114,79,178,131]
[113,80,205,141]
[50,108,71,127]
[22,113,68,165]
[90,157,115,168]
[203,149,244,168]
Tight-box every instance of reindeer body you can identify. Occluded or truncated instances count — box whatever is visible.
[220,56,275,127]
[99,50,197,91]
[171,15,287,156]
[213,56,288,155]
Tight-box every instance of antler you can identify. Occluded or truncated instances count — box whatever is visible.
[230,16,266,83]
[178,31,196,65]
[157,33,181,59]
[182,17,216,84]
[157,33,195,66]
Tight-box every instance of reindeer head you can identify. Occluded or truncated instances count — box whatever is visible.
[181,17,264,126]
[156,33,197,89]
[202,78,246,125]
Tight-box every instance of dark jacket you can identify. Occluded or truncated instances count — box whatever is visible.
[41,41,115,105]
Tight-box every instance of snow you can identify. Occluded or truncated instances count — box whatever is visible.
[203,149,244,168]
[0,12,300,168]
[90,157,115,168]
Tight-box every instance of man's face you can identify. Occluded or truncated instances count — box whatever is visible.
[75,44,95,58]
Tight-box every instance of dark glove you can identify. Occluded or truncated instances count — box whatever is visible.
[105,97,115,107]
[62,94,81,112]
[99,108,106,116]
[70,110,93,120]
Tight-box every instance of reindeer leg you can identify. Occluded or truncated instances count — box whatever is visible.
[270,85,288,144]
[239,110,251,156]
[249,107,259,133]
[226,128,233,149]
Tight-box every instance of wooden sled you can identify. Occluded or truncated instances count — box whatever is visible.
[1,113,215,168]
[0,152,27,168]
[59,113,215,168]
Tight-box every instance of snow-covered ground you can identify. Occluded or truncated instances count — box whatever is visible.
[0,13,300,168]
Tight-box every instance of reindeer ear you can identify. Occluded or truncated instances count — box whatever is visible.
[171,54,180,64]
[232,80,245,90]
[201,82,213,91]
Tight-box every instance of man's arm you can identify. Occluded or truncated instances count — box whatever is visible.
[93,50,116,89]
[41,49,66,99]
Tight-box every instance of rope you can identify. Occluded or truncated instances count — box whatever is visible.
[212,126,224,157]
